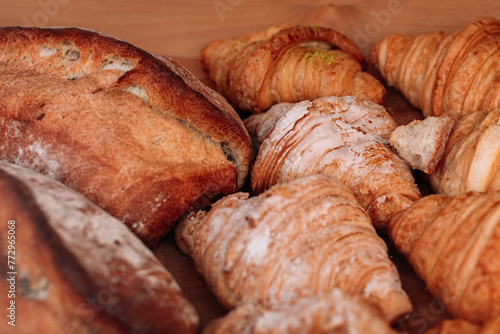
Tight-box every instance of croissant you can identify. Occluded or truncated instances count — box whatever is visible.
[175,174,412,323]
[245,95,421,230]
[389,191,500,323]
[204,290,396,334]
[430,109,500,195]
[423,319,500,334]
[201,25,386,113]
[369,17,500,120]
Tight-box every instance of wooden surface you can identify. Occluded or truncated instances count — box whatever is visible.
[1,0,500,59]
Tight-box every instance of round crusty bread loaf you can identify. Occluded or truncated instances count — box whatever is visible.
[0,26,253,246]
[0,161,198,334]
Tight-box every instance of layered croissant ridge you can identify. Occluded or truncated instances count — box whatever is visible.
[423,318,500,334]
[369,17,500,119]
[430,109,500,195]
[389,191,500,323]
[201,25,386,113]
[176,174,412,323]
[204,291,397,334]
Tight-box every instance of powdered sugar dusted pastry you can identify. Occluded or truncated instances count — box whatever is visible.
[389,191,500,323]
[390,115,454,174]
[204,290,396,334]
[176,174,412,323]
[245,95,421,230]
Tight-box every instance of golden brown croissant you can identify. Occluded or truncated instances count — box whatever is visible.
[389,191,500,323]
[204,291,396,334]
[423,319,500,334]
[369,17,500,120]
[201,25,386,113]
[430,109,500,195]
[245,95,421,230]
[175,174,412,323]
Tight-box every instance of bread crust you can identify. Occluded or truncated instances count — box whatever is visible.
[0,162,198,334]
[0,26,252,246]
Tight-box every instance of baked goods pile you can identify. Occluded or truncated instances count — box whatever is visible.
[2,16,500,334]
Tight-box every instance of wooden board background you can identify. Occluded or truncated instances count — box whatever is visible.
[3,1,500,333]
[1,0,500,59]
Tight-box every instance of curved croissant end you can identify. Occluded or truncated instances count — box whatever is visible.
[369,17,500,119]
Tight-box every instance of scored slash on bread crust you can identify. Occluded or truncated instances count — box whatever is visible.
[0,26,253,246]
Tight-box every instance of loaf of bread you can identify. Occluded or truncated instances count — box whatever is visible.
[0,26,253,246]
[0,161,198,334]
[204,291,397,334]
